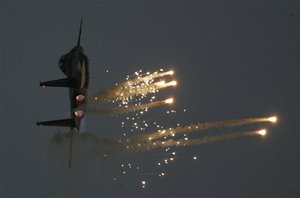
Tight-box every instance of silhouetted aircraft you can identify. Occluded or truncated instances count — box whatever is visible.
[37,18,89,169]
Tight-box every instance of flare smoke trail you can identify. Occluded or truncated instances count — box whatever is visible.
[127,116,276,142]
[50,116,274,158]
[51,132,123,159]
[50,128,268,158]
[128,130,264,151]
[86,98,174,116]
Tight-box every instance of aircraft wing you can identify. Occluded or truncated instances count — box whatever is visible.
[40,78,76,88]
[37,118,75,128]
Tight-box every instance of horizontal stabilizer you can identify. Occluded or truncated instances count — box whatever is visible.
[40,78,75,88]
[37,118,75,128]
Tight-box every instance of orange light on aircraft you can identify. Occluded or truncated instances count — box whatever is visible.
[76,95,85,102]
[74,110,85,118]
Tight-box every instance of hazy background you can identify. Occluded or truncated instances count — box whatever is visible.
[1,0,299,197]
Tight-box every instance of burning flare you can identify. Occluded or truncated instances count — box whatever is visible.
[257,129,267,136]
[267,116,277,123]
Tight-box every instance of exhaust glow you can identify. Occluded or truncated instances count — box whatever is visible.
[74,110,85,118]
[76,95,85,102]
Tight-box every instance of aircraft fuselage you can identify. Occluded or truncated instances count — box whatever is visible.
[58,46,89,130]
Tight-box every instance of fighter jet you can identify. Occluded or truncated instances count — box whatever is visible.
[37,18,89,169]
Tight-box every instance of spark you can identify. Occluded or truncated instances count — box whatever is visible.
[141,180,147,188]
[159,172,166,177]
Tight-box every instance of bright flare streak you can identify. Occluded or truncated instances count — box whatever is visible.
[167,81,177,87]
[257,129,267,136]
[128,116,276,142]
[141,180,147,188]
[86,98,174,116]
[165,98,174,104]
[133,130,265,151]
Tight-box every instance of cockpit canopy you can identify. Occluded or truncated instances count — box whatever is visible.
[58,46,84,75]
[58,54,67,74]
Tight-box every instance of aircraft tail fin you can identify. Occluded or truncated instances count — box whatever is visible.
[69,130,74,169]
[39,78,75,88]
[37,119,76,169]
[37,118,75,128]
[77,18,82,48]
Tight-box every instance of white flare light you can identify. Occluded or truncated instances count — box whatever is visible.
[268,116,277,123]
[258,129,267,136]
[167,70,174,75]
[169,81,177,86]
[165,98,174,104]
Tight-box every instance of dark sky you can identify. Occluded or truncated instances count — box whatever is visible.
[1,1,299,198]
